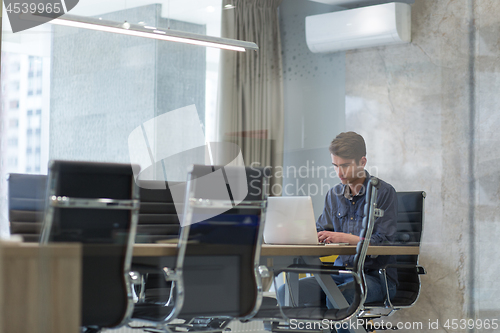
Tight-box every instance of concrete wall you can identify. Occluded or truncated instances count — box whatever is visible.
[279,0,346,218]
[345,0,500,330]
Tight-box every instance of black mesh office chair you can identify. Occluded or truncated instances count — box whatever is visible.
[359,191,426,322]
[254,177,384,329]
[131,164,269,332]
[40,160,140,333]
[8,173,47,242]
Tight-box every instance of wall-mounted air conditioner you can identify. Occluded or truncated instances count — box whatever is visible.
[305,2,411,53]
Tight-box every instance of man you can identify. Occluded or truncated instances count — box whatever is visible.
[278,132,398,319]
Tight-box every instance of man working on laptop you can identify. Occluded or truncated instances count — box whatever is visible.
[278,131,398,325]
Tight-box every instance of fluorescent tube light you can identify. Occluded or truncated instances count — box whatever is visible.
[23,13,259,52]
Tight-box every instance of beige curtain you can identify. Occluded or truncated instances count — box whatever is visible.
[217,0,284,194]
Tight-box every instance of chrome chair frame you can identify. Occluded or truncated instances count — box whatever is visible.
[177,164,269,331]
[131,164,269,333]
[40,160,140,331]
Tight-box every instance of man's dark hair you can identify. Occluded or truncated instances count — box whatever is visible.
[329,131,366,163]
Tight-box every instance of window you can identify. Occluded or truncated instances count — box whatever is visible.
[28,56,35,77]
[9,81,20,91]
[7,156,17,167]
[27,78,34,96]
[10,62,20,72]
[1,0,222,240]
[8,137,18,147]
[9,119,18,128]
[9,100,19,109]
[35,77,43,95]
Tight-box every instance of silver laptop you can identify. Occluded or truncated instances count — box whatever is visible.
[264,196,346,245]
[263,196,317,245]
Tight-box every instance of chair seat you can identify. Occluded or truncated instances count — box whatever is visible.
[261,296,278,308]
[140,287,172,304]
[133,303,176,322]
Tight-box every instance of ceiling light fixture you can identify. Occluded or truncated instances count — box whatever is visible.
[224,0,236,9]
[23,13,258,52]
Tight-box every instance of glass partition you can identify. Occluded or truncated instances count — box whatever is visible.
[0,0,223,238]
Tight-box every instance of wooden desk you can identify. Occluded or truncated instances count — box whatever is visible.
[133,243,419,257]
[0,242,81,333]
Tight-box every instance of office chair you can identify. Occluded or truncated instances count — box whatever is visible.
[254,177,384,330]
[135,180,183,244]
[7,173,47,242]
[131,180,184,304]
[358,191,427,325]
[131,164,269,332]
[40,160,140,333]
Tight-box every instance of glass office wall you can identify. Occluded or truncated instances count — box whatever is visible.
[0,0,222,238]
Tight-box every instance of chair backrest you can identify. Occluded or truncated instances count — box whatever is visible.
[178,164,269,321]
[8,173,47,242]
[391,191,426,307]
[40,160,140,329]
[135,180,183,243]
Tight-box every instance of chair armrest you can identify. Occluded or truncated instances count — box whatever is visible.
[416,265,426,274]
[382,263,426,274]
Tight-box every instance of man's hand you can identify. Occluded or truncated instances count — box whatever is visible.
[317,231,360,245]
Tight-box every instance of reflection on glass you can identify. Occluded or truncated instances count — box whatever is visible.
[0,1,223,238]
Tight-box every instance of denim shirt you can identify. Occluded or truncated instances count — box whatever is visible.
[316,171,398,284]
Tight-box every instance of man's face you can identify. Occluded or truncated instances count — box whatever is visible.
[331,154,367,184]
